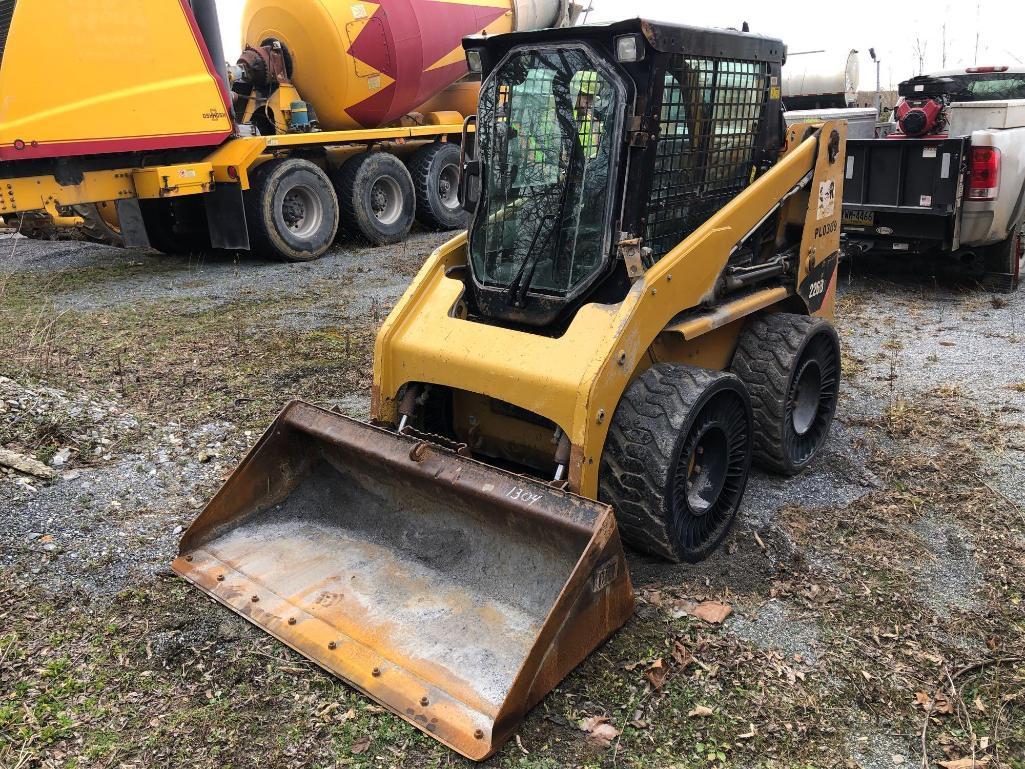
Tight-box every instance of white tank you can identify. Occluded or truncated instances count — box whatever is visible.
[783,49,861,108]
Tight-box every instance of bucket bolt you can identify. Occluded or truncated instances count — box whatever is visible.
[474,729,484,740]
[251,595,259,603]
[216,574,225,582]
[287,617,296,625]
[372,667,381,677]
[420,696,429,707]
[328,641,337,650]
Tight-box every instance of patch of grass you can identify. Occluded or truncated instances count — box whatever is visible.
[0,271,376,435]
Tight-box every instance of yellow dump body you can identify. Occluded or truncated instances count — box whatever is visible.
[173,401,634,760]
[0,0,232,162]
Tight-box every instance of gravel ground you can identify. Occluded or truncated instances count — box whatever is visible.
[2,230,453,320]
[1,239,1023,768]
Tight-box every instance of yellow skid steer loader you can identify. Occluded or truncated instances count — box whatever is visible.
[175,19,846,760]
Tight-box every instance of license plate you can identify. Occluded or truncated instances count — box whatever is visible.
[842,208,875,227]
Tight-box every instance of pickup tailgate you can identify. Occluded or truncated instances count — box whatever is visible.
[842,137,969,248]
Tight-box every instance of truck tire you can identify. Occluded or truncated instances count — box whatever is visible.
[599,364,753,563]
[74,203,123,247]
[408,142,466,231]
[333,152,416,245]
[731,313,840,476]
[982,221,1023,293]
[245,158,339,262]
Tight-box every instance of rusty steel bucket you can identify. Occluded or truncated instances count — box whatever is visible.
[173,401,634,760]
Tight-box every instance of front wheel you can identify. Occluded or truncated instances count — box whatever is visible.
[731,313,841,476]
[599,365,753,563]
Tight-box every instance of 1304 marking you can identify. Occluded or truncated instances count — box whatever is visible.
[506,486,543,505]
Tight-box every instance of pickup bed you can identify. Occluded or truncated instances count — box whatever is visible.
[841,68,1025,291]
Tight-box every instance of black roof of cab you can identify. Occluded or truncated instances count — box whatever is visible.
[463,17,786,66]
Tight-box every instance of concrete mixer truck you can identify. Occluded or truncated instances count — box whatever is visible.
[0,0,577,259]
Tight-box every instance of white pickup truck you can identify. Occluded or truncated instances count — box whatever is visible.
[841,66,1025,291]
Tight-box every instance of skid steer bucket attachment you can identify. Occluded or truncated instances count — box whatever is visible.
[173,401,634,760]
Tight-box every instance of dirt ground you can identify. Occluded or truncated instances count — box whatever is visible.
[1,233,1023,769]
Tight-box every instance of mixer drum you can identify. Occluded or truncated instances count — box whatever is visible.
[242,0,567,130]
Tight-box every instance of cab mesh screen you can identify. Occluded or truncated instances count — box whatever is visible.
[646,56,769,260]
[0,1,14,67]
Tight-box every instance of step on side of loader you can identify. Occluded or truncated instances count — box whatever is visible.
[173,401,634,760]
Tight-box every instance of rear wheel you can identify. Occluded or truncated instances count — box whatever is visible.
[334,152,416,245]
[408,142,466,231]
[74,202,123,247]
[731,313,840,476]
[599,364,753,563]
[245,158,339,261]
[982,220,1023,293]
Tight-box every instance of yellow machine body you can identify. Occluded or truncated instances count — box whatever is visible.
[0,0,233,162]
[371,122,847,497]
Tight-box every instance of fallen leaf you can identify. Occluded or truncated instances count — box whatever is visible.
[934,691,954,714]
[688,705,714,718]
[973,695,987,714]
[579,716,621,747]
[671,640,694,668]
[350,735,372,755]
[938,758,990,769]
[914,689,953,714]
[672,600,733,624]
[737,724,756,739]
[645,658,668,689]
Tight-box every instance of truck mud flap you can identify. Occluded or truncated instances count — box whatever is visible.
[173,401,634,760]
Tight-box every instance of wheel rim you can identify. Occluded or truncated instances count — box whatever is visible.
[370,176,403,225]
[791,360,822,436]
[670,390,750,552]
[684,426,729,514]
[281,184,323,239]
[438,164,460,211]
[783,332,840,466]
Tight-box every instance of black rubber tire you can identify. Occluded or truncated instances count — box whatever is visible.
[333,152,416,245]
[981,220,1023,293]
[74,203,124,247]
[408,142,467,231]
[139,198,210,255]
[244,158,339,261]
[731,313,841,476]
[599,364,753,563]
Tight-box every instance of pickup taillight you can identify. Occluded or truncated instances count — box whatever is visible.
[968,146,1001,201]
